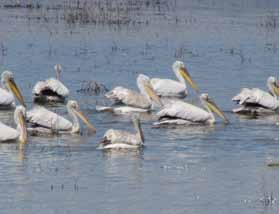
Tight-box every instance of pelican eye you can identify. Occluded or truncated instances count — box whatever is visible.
[73,103,79,109]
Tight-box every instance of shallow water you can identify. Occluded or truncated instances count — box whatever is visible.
[1,0,279,213]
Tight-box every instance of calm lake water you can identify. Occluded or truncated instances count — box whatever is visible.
[1,0,279,213]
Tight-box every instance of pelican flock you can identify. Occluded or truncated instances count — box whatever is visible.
[0,61,279,151]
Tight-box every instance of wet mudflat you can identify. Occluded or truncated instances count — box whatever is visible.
[1,0,279,213]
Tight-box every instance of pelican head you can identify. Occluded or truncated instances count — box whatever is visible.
[14,105,27,143]
[67,100,96,133]
[267,76,279,97]
[200,93,229,123]
[137,74,162,107]
[54,64,62,80]
[1,71,26,107]
[172,60,199,92]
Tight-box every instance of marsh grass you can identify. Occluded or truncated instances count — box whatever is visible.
[0,42,7,57]
[2,0,41,9]
[64,0,131,25]
[174,46,199,59]
[261,191,276,207]
[0,0,174,26]
[261,12,279,32]
[63,0,173,25]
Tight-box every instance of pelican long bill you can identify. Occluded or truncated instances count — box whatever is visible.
[206,98,229,123]
[18,110,27,143]
[179,67,199,92]
[8,78,26,107]
[72,108,97,133]
[144,81,162,107]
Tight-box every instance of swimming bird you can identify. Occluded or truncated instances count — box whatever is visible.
[0,106,27,143]
[32,64,69,103]
[154,93,228,126]
[98,116,144,149]
[232,76,279,115]
[150,61,199,98]
[0,71,25,109]
[98,74,162,114]
[27,100,96,135]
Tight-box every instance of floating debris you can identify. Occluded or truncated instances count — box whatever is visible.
[77,80,108,95]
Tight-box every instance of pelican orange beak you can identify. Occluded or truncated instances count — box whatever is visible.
[18,111,27,144]
[206,98,229,123]
[8,78,26,107]
[179,67,199,92]
[144,81,163,107]
[72,108,97,133]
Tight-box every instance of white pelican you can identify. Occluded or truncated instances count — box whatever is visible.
[32,64,69,103]
[0,106,27,143]
[0,71,26,109]
[98,74,162,114]
[27,100,96,135]
[98,116,144,149]
[154,93,228,126]
[150,61,199,98]
[232,76,279,115]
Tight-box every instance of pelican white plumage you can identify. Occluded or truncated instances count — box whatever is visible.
[232,76,279,115]
[98,116,144,149]
[150,61,199,98]
[32,64,69,103]
[98,74,162,114]
[0,71,26,109]
[154,93,228,126]
[0,106,27,143]
[27,100,96,135]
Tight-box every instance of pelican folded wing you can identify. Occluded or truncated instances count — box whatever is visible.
[234,88,279,110]
[27,106,72,131]
[45,78,69,97]
[157,101,211,123]
[0,122,19,142]
[151,78,186,97]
